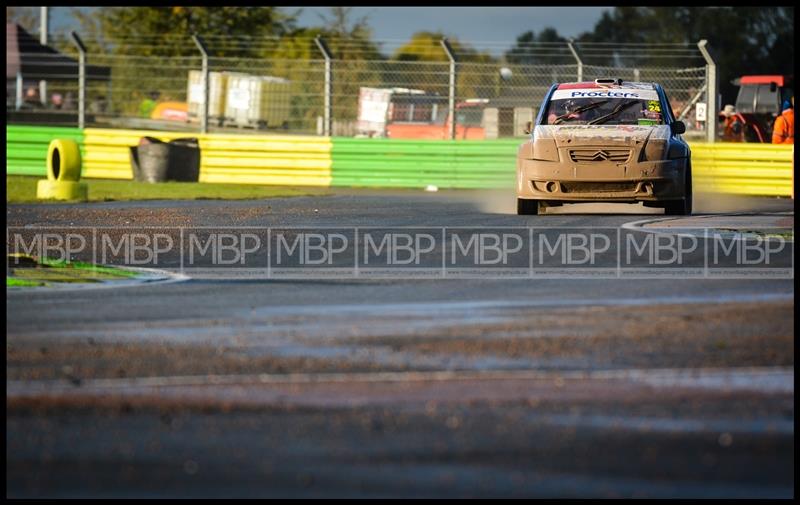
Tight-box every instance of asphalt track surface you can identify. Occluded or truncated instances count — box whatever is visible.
[6,190,795,498]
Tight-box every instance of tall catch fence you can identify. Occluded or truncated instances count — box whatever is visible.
[8,33,716,141]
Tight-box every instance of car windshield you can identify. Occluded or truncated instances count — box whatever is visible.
[545,97,665,126]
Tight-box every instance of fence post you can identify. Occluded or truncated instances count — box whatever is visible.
[70,31,86,129]
[192,35,210,134]
[441,38,457,140]
[107,80,113,116]
[39,7,48,105]
[315,36,333,137]
[697,39,718,143]
[16,71,23,110]
[567,39,583,82]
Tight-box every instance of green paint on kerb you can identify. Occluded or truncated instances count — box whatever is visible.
[331,137,521,188]
[36,257,139,278]
[6,125,84,177]
[7,254,138,288]
[7,277,44,287]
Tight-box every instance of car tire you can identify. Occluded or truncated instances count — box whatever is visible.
[663,165,692,215]
[517,198,539,215]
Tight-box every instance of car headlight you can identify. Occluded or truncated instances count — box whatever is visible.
[532,138,559,162]
[641,139,667,162]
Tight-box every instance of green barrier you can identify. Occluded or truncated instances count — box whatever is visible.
[7,125,84,177]
[332,137,520,189]
[332,137,794,196]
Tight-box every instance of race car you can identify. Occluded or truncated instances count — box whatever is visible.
[517,78,691,215]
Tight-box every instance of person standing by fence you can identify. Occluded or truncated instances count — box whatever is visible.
[139,91,160,118]
[772,97,794,144]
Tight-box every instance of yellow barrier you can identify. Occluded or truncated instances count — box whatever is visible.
[36,179,88,201]
[689,142,794,197]
[82,129,332,186]
[46,139,83,182]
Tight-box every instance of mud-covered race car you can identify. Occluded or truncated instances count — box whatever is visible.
[517,79,691,215]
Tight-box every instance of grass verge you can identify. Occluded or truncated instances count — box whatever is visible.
[6,175,329,203]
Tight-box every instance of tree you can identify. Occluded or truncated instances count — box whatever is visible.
[392,31,450,63]
[263,28,322,129]
[6,7,38,34]
[574,7,795,104]
[505,27,568,66]
[75,7,296,57]
[389,31,496,100]
[308,8,385,123]
[315,7,384,62]
[68,7,298,116]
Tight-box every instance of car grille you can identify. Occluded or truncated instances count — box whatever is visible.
[560,182,640,193]
[569,149,631,163]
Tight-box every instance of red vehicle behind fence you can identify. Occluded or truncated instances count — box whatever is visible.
[720,75,794,142]
[357,87,488,139]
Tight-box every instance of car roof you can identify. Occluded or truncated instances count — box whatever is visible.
[557,81,657,90]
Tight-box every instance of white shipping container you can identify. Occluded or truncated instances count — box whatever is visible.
[224,74,291,128]
[357,87,393,136]
[187,71,246,121]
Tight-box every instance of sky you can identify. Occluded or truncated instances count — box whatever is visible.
[292,7,612,51]
[49,6,612,55]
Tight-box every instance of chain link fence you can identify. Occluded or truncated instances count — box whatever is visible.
[8,34,714,140]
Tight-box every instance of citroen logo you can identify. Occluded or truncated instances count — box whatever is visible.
[589,150,610,161]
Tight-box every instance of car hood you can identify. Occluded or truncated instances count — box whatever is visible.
[534,124,671,148]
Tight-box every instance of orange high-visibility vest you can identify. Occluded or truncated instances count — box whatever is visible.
[772,108,794,144]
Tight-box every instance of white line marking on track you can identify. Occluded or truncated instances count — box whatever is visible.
[621,216,794,242]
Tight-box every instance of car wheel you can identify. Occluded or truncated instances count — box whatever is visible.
[663,165,692,215]
[517,198,539,215]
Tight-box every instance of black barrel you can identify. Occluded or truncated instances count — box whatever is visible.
[130,137,201,183]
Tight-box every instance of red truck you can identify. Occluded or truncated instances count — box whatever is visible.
[386,97,488,140]
[357,87,488,139]
[720,75,794,142]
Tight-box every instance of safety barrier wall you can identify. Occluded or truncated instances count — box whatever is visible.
[331,138,520,189]
[7,126,332,185]
[332,139,794,196]
[6,125,793,197]
[690,143,794,197]
[7,125,84,177]
[81,129,332,187]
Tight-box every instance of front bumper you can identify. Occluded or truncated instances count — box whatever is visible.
[516,158,687,202]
